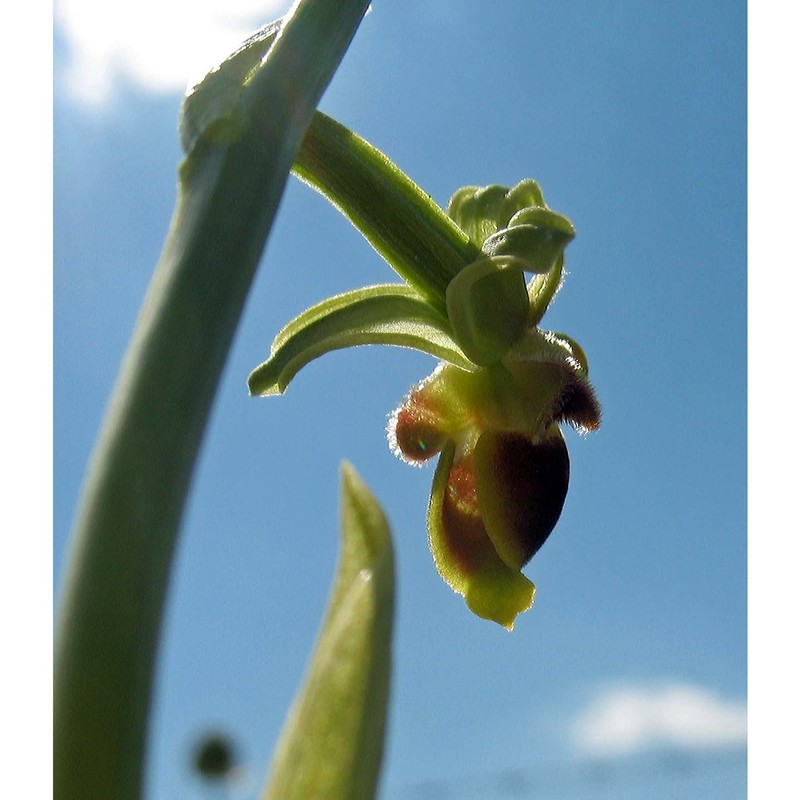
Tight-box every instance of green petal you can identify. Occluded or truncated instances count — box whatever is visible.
[427,442,535,630]
[445,256,529,366]
[248,284,473,396]
[474,427,570,570]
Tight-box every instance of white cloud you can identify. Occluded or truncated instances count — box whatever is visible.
[571,682,747,757]
[55,0,293,105]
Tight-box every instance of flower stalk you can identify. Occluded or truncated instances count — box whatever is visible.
[54,3,373,797]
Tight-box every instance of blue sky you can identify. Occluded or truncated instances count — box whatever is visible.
[53,1,749,797]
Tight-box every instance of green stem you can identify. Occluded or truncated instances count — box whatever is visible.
[53,2,371,797]
[293,111,482,317]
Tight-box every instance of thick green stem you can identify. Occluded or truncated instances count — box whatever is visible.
[53,2,372,798]
[293,111,482,317]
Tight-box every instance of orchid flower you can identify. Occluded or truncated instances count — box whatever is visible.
[249,111,600,628]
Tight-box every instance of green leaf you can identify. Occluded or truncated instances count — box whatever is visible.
[248,284,474,396]
[179,19,283,154]
[261,463,394,800]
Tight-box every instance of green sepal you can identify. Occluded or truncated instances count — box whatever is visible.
[248,284,474,396]
[445,256,529,366]
[294,112,480,317]
[427,442,535,630]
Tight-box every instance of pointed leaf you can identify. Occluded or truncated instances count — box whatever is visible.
[179,19,283,153]
[262,464,394,800]
[248,284,473,396]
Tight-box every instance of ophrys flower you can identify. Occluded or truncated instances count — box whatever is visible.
[249,113,600,628]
